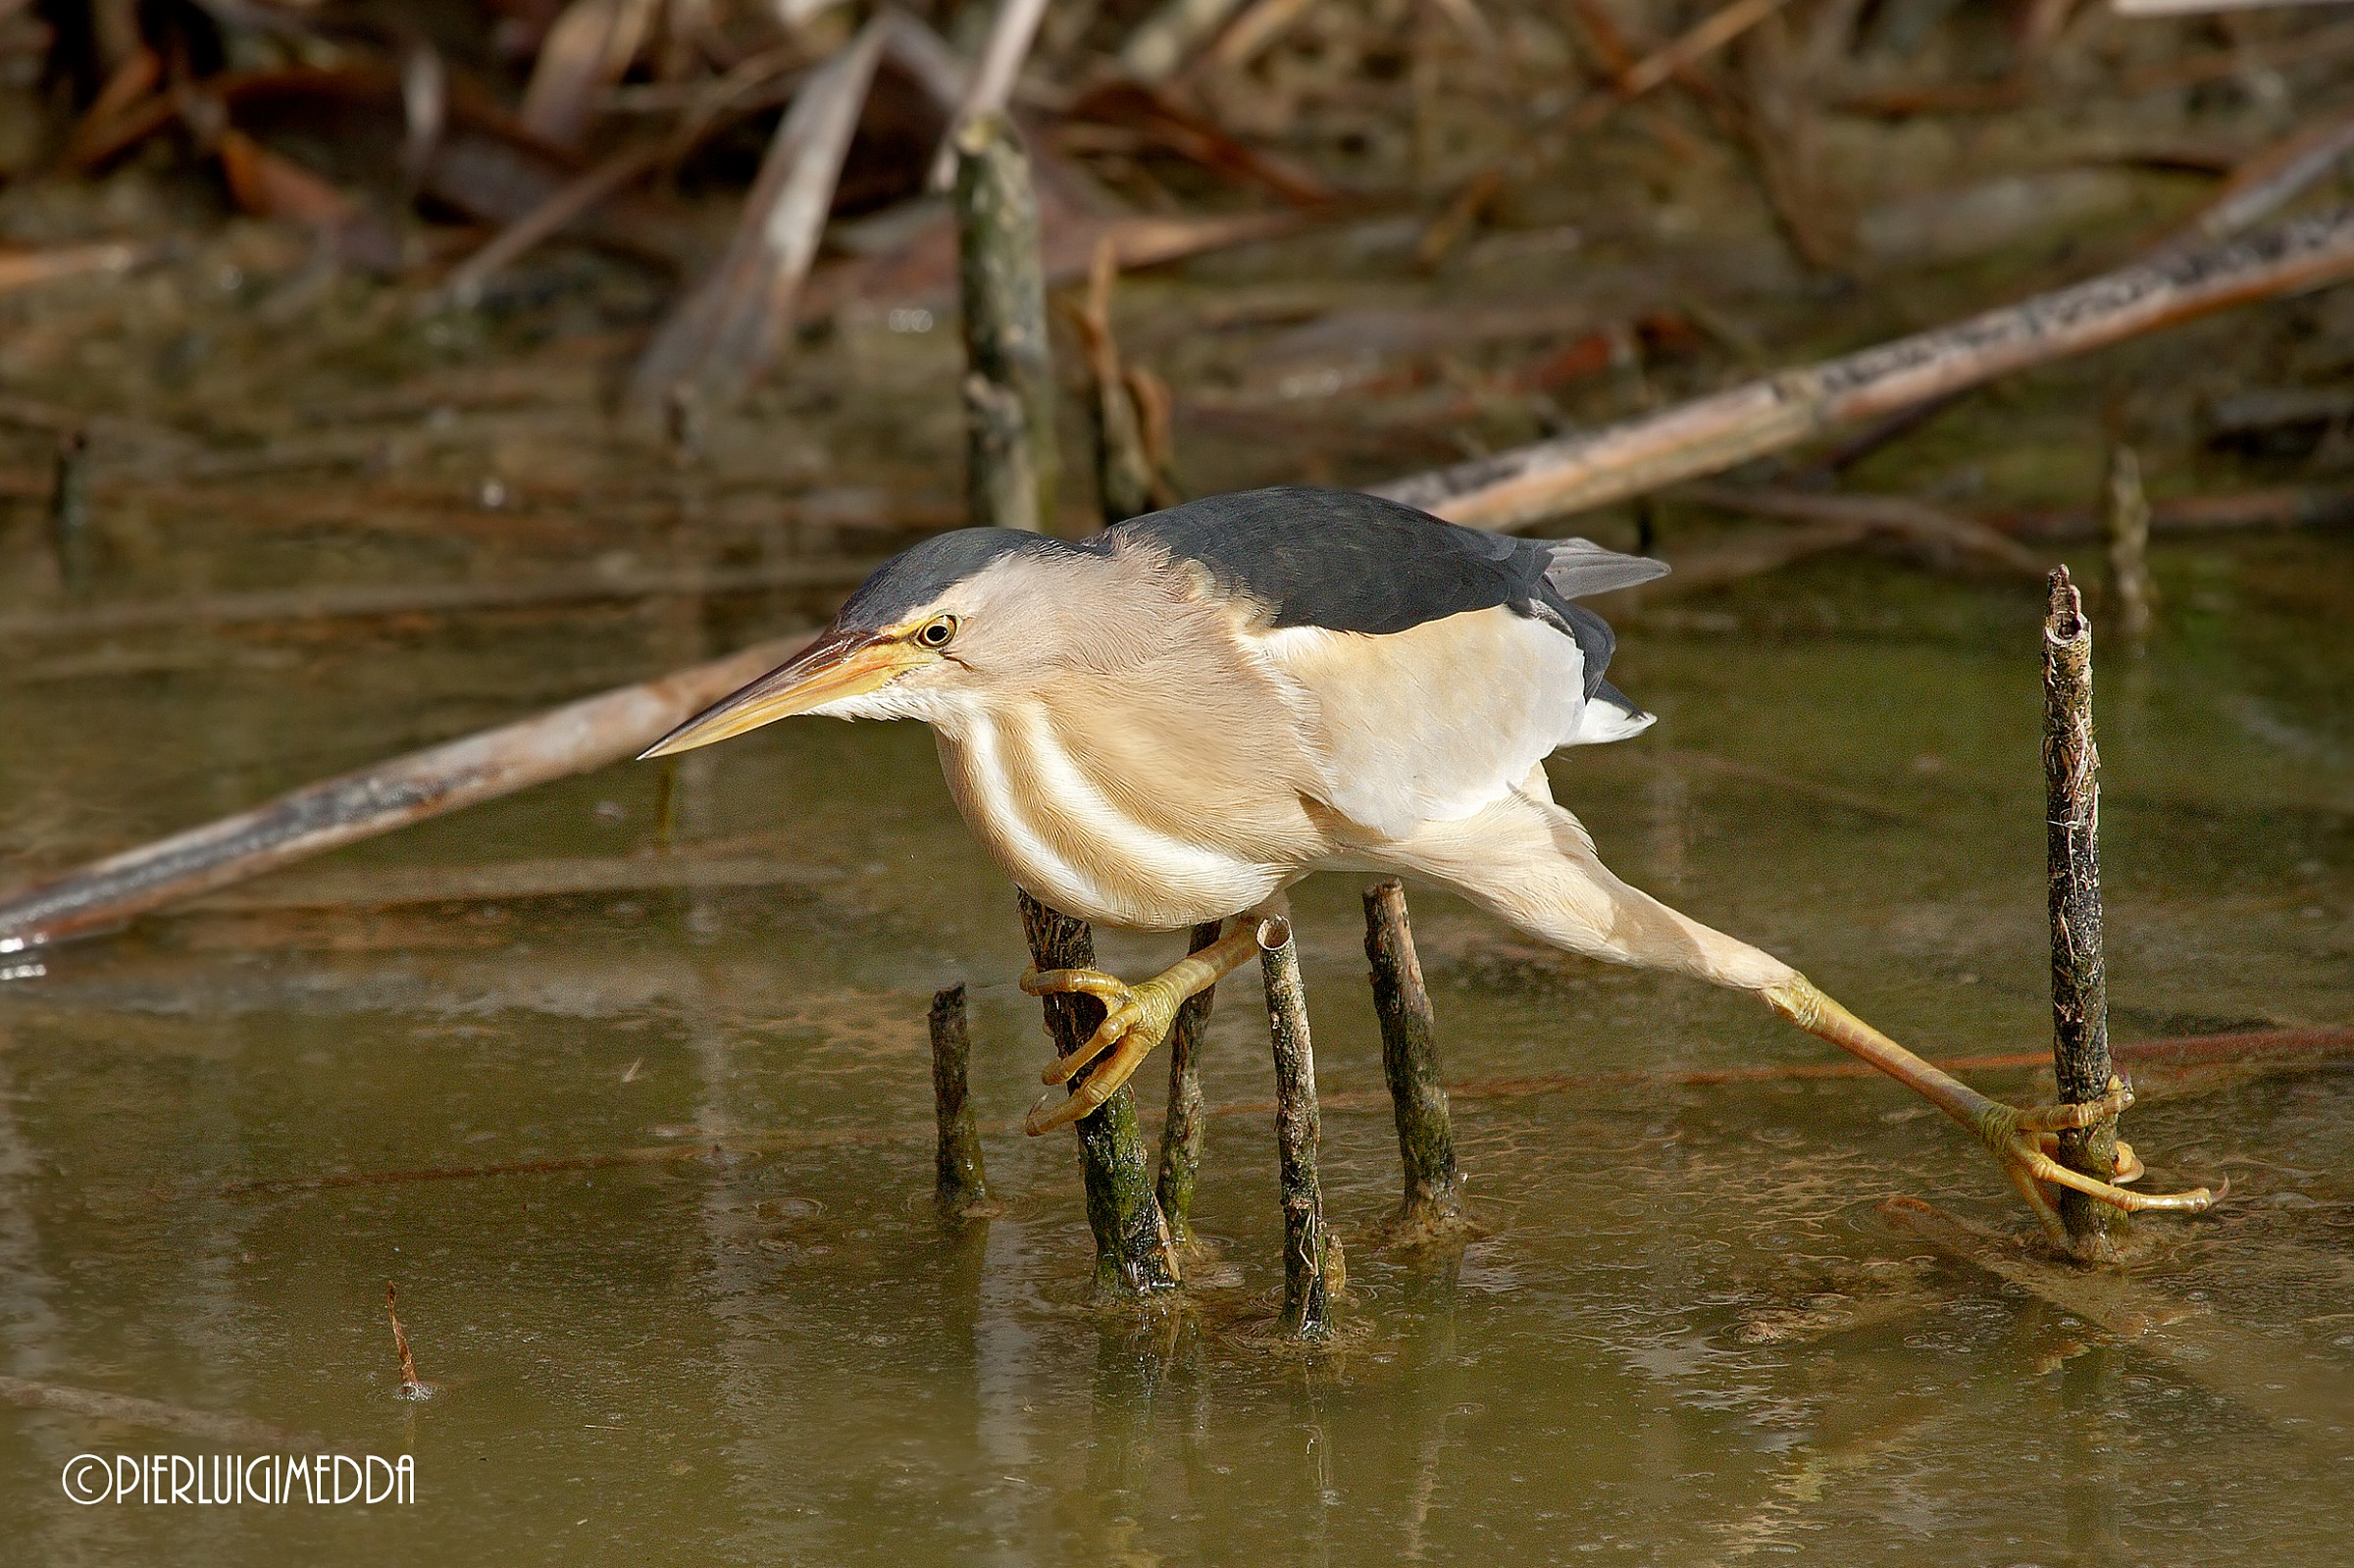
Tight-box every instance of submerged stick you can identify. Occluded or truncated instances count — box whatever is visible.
[955,112,1060,532]
[929,985,994,1217]
[1376,207,2354,531]
[1017,890,1181,1297]
[0,1375,336,1450]
[2043,569,2121,1257]
[1362,881,1469,1241]
[1258,915,1334,1339]
[1678,481,2045,578]
[1199,1026,2354,1123]
[1155,920,1225,1246]
[0,632,812,951]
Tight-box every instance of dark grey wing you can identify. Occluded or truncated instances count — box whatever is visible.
[1113,484,1665,700]
[1108,486,1551,634]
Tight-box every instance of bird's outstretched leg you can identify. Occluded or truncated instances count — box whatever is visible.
[1760,976,2216,1251]
[1365,780,2219,1252]
[1021,919,1265,1135]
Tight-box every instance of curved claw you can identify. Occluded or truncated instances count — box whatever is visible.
[1971,1075,2220,1250]
[1025,1027,1163,1134]
[1021,967,1144,1085]
[1018,922,1264,1139]
[1021,973,1185,1133]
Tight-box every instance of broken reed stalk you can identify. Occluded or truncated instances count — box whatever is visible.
[2102,446,2156,648]
[384,1282,432,1399]
[1016,889,1181,1297]
[1154,920,1225,1246]
[2043,568,2122,1257]
[955,112,1059,533]
[1376,207,2354,531]
[0,632,811,951]
[1073,237,1162,526]
[929,984,993,1217]
[1258,915,1335,1340]
[925,0,1049,188]
[1362,880,1468,1240]
[623,17,886,415]
[49,428,91,595]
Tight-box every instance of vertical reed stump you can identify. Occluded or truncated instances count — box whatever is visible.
[954,111,1059,533]
[1017,890,1181,1296]
[1155,920,1225,1247]
[2043,568,2122,1257]
[2102,445,2156,649]
[929,985,994,1219]
[1258,916,1336,1339]
[50,430,91,595]
[1362,880,1468,1240]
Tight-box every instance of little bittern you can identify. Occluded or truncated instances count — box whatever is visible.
[644,486,2213,1246]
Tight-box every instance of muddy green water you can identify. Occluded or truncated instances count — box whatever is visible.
[1,536,2348,1566]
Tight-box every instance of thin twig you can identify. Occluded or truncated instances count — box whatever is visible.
[385,1283,434,1400]
[1374,208,2354,531]
[1571,0,1798,129]
[627,19,888,413]
[0,634,814,949]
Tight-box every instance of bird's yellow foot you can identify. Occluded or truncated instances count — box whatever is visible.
[1762,977,2222,1255]
[1020,922,1264,1136]
[1970,1076,2220,1250]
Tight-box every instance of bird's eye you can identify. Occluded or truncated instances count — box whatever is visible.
[916,614,958,648]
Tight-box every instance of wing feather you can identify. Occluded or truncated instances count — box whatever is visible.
[1257,609,1595,838]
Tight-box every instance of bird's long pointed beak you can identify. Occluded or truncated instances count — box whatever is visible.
[638,627,925,759]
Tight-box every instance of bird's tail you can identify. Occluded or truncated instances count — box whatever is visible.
[1564,679,1656,745]
[1542,537,1670,600]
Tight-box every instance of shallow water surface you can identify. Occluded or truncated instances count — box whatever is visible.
[0,536,2348,1565]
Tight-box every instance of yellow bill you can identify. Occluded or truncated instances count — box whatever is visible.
[639,628,931,759]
